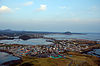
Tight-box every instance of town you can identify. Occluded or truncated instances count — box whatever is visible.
[0,39,99,58]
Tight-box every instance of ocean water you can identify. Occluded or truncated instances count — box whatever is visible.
[0,38,53,45]
[44,33,100,41]
[0,33,100,45]
[94,49,100,55]
[0,52,20,64]
[87,49,100,57]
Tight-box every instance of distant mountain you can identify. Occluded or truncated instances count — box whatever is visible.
[0,29,12,31]
[0,29,85,35]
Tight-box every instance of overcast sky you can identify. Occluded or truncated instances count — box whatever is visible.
[0,0,100,33]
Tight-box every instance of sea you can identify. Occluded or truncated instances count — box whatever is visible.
[44,33,100,41]
[0,52,20,65]
[0,33,100,45]
[0,38,53,45]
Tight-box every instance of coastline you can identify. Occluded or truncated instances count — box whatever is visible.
[0,49,22,66]
[81,44,100,53]
[1,59,22,66]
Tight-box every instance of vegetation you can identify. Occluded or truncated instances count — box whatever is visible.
[19,35,31,40]
[14,52,100,66]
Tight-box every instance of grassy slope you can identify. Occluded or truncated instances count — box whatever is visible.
[15,52,100,66]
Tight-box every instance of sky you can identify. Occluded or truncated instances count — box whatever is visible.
[0,0,100,33]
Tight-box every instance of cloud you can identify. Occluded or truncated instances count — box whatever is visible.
[91,6,98,11]
[59,6,71,10]
[89,6,99,12]
[0,6,12,14]
[37,4,47,11]
[60,6,66,9]
[15,8,20,10]
[88,6,99,14]
[24,1,33,6]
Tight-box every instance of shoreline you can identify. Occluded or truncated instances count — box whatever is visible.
[0,49,22,58]
[1,58,22,66]
[81,44,100,53]
[0,50,22,66]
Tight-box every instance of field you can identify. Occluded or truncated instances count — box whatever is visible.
[13,52,100,66]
